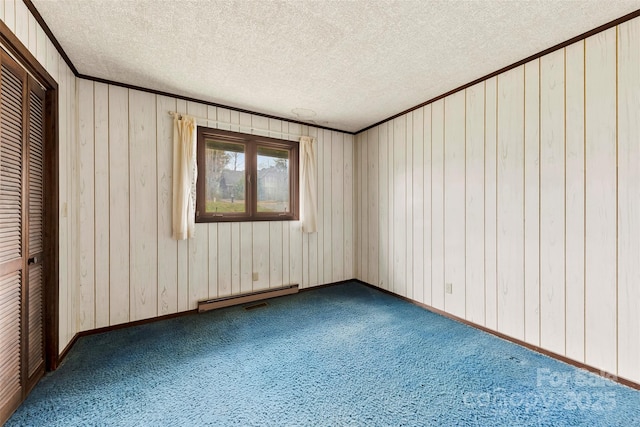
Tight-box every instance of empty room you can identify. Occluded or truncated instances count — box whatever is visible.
[1,0,640,425]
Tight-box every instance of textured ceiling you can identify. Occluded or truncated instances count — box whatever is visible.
[32,0,640,133]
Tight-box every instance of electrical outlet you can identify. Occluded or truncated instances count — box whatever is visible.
[252,272,259,281]
[445,283,453,294]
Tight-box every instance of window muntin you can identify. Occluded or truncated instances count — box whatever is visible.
[196,127,298,222]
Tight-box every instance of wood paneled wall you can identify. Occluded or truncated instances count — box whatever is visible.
[75,82,355,331]
[3,0,354,353]
[355,17,640,384]
[0,0,78,354]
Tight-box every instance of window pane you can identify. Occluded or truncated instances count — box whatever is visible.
[204,140,245,213]
[257,146,289,213]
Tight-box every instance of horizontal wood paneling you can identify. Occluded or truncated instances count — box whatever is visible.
[355,15,640,384]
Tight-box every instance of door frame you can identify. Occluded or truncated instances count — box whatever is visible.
[0,20,59,371]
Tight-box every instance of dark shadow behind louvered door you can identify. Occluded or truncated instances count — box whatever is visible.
[26,78,45,392]
[0,51,46,424]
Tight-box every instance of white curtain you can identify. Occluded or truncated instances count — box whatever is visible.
[172,115,198,240]
[300,136,317,233]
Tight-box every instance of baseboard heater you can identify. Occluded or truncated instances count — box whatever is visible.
[198,284,299,313]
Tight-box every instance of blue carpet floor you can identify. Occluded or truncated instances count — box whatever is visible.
[6,282,640,426]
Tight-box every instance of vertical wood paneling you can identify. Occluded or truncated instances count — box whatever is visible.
[291,121,305,288]
[354,134,360,280]
[231,222,241,295]
[187,223,208,305]
[524,59,540,346]
[405,114,413,300]
[289,220,303,287]
[565,42,585,362]
[93,82,110,328]
[585,28,617,374]
[387,122,394,294]
[539,49,565,355]
[423,106,432,305]
[393,116,407,297]
[617,18,640,384]
[175,99,188,311]
[315,128,324,285]
[218,107,231,130]
[282,124,293,287]
[230,110,242,132]
[351,15,639,384]
[378,123,389,290]
[186,103,209,305]
[27,15,36,58]
[358,132,368,283]
[64,67,76,348]
[322,129,332,283]
[484,77,498,330]
[35,24,45,66]
[77,79,95,331]
[218,223,233,295]
[129,90,157,321]
[307,128,319,287]
[57,61,70,351]
[156,95,178,315]
[431,100,444,309]
[496,67,525,340]
[46,40,58,83]
[302,126,309,288]
[444,91,466,318]
[206,106,217,130]
[70,67,79,339]
[4,0,14,32]
[55,15,640,379]
[331,132,344,281]
[239,222,252,293]
[412,108,424,303]
[367,129,379,287]
[253,222,269,290]
[208,225,218,298]
[268,118,282,139]
[268,222,283,288]
[108,85,130,325]
[229,129,241,295]
[465,83,485,325]
[343,134,354,280]
[206,105,219,299]
[251,115,268,137]
[14,0,27,45]
[289,122,302,140]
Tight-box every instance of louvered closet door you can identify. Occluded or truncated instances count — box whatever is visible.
[0,51,47,424]
[0,55,26,423]
[26,79,45,389]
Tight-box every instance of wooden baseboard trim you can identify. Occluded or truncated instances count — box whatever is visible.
[55,281,357,368]
[298,279,355,293]
[54,310,198,369]
[198,284,299,312]
[56,333,79,369]
[354,279,640,391]
[78,309,199,338]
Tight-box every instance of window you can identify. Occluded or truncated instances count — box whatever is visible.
[196,127,299,222]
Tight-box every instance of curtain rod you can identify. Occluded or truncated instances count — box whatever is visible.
[168,111,310,139]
